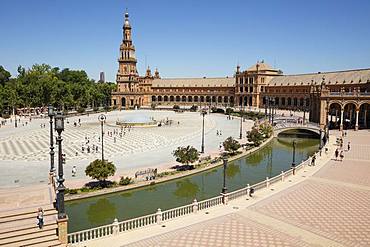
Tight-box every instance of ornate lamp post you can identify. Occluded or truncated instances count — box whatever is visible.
[271,98,275,125]
[291,140,296,175]
[264,96,268,120]
[14,107,17,128]
[239,107,243,139]
[319,128,323,150]
[48,105,55,174]
[326,99,330,142]
[98,114,106,162]
[200,111,206,153]
[222,156,228,194]
[55,112,66,219]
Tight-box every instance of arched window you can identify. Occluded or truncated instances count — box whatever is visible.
[152,96,156,102]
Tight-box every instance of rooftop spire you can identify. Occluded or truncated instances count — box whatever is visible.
[124,9,131,28]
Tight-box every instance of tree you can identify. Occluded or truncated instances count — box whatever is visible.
[85,159,116,183]
[173,146,199,167]
[0,66,11,85]
[247,127,264,147]
[259,122,273,138]
[223,136,241,154]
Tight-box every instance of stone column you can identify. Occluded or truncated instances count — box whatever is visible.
[57,216,68,244]
[156,208,162,225]
[112,218,119,235]
[355,108,359,131]
[192,199,198,213]
[340,106,344,131]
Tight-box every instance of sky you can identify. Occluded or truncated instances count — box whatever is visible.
[1,0,370,82]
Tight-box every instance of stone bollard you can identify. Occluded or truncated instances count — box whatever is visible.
[281,171,285,182]
[192,199,198,213]
[156,208,162,225]
[112,218,119,235]
[246,184,250,197]
[266,177,270,188]
[221,193,229,205]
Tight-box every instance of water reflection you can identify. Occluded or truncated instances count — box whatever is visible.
[226,163,240,178]
[87,198,117,225]
[174,179,199,199]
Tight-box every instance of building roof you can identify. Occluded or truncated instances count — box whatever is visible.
[152,77,235,88]
[247,61,278,72]
[269,68,370,86]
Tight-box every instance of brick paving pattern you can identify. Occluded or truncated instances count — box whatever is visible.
[123,214,312,247]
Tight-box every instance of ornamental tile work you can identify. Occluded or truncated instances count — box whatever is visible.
[250,179,370,247]
[123,214,312,247]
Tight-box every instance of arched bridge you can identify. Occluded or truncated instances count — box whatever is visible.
[273,117,322,137]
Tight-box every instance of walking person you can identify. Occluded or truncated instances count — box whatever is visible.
[37,207,44,229]
[347,142,351,151]
[335,149,339,161]
[311,154,316,166]
[340,150,344,162]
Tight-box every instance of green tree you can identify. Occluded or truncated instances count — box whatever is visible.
[247,127,264,147]
[223,136,241,154]
[260,122,273,137]
[173,146,199,167]
[85,159,116,184]
[0,66,11,85]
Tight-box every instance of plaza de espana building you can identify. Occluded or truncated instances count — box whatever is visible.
[112,12,370,131]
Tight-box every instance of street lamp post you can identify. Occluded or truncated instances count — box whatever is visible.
[319,128,323,151]
[303,97,307,125]
[268,97,272,123]
[326,99,330,142]
[271,98,275,125]
[201,111,206,153]
[239,107,243,139]
[222,156,228,194]
[48,105,55,174]
[54,112,66,219]
[98,114,106,162]
[291,140,296,175]
[14,107,17,128]
[264,96,268,120]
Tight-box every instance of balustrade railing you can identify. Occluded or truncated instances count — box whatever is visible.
[198,196,223,210]
[161,204,193,221]
[68,145,325,245]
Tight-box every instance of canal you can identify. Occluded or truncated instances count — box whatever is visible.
[66,135,319,232]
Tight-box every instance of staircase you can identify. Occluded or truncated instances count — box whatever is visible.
[0,206,62,247]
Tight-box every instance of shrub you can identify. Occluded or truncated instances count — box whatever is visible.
[173,105,180,110]
[190,105,198,112]
[119,176,132,186]
[77,107,86,113]
[151,103,157,109]
[226,108,233,115]
[223,136,241,154]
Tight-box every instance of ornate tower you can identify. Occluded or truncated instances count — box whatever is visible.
[113,11,147,109]
[117,11,138,83]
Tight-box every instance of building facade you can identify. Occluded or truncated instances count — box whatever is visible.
[112,12,370,130]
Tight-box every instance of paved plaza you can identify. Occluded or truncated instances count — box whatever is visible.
[0,110,253,187]
[84,130,370,247]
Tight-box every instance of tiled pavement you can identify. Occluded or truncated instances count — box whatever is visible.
[118,130,370,247]
[124,214,312,247]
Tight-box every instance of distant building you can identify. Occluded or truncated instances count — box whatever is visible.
[111,11,370,131]
[99,72,105,83]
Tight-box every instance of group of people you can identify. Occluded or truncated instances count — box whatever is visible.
[334,133,350,162]
[216,130,223,136]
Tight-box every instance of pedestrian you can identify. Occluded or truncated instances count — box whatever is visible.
[72,165,77,177]
[347,142,351,151]
[37,207,44,229]
[335,149,339,161]
[340,150,344,161]
[311,155,316,166]
[216,130,219,136]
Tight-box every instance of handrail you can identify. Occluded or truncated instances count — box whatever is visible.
[67,145,323,244]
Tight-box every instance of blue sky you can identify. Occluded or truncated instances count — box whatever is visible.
[1,0,370,81]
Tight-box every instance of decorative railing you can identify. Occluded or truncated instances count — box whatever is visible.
[161,204,193,221]
[67,145,325,245]
[198,196,223,210]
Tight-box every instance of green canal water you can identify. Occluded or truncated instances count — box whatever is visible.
[66,136,319,232]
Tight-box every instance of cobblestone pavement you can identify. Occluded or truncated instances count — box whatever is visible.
[120,130,370,247]
[123,214,312,247]
[0,110,252,187]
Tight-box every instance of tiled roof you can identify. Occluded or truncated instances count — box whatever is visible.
[269,68,370,86]
[152,77,235,88]
[247,62,277,72]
